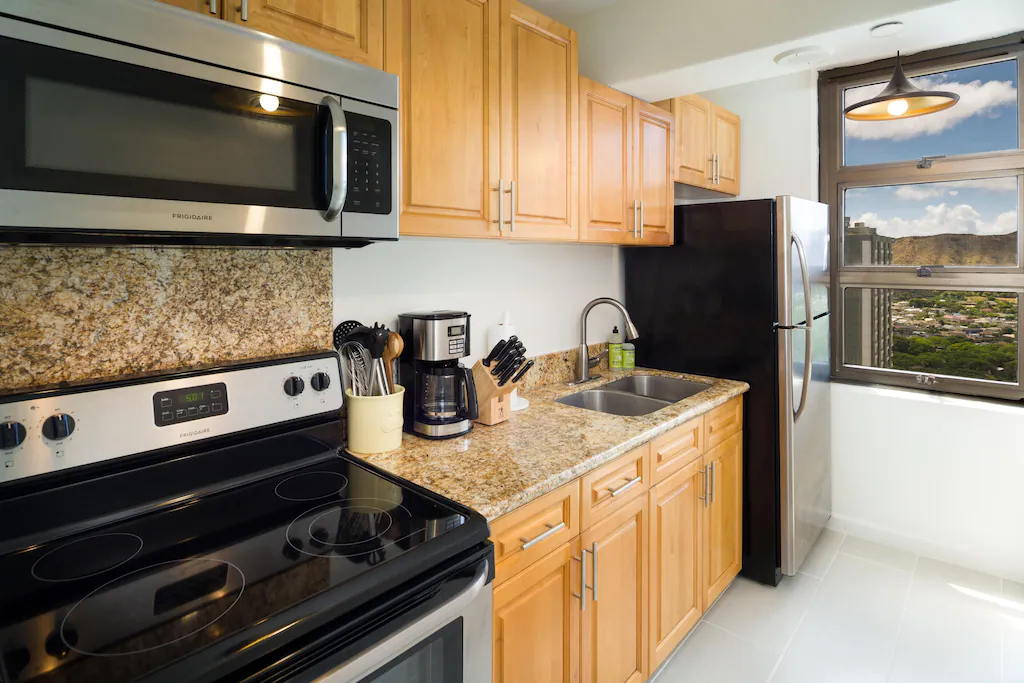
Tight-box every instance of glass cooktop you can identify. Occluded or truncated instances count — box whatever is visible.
[0,426,476,683]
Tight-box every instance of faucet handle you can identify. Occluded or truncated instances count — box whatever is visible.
[588,349,609,369]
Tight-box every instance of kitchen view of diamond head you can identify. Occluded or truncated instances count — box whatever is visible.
[842,59,1019,383]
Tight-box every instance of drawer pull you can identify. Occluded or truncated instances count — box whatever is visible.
[520,521,565,550]
[606,476,642,498]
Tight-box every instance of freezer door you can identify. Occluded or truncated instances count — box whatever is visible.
[776,196,832,576]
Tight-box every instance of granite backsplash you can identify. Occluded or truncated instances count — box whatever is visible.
[0,246,332,392]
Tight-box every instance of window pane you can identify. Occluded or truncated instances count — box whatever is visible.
[843,177,1019,266]
[843,288,1018,382]
[843,60,1020,166]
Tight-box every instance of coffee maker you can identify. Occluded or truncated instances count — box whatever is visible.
[398,311,478,439]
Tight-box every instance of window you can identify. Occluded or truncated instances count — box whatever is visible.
[821,35,1024,400]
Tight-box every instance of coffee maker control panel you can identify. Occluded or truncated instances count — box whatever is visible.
[399,311,471,362]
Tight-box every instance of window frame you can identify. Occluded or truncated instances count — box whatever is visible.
[820,34,1024,401]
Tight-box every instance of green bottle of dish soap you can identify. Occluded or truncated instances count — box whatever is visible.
[622,342,636,370]
[609,326,623,370]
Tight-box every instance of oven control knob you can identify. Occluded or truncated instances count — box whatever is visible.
[0,422,26,449]
[310,372,331,392]
[283,376,305,397]
[41,414,75,441]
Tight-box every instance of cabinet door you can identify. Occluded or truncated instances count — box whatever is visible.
[655,95,709,188]
[153,0,220,15]
[711,104,741,196]
[579,77,633,245]
[649,457,703,671]
[501,0,578,241]
[494,540,581,683]
[384,0,502,239]
[633,99,673,246]
[581,496,647,683]
[703,431,742,607]
[225,0,384,70]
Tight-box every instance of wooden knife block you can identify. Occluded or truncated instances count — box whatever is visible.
[471,360,526,426]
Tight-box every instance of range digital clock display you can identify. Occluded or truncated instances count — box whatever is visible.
[152,382,228,427]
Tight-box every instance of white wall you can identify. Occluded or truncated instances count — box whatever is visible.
[332,238,625,364]
[695,71,819,202]
[690,70,1024,581]
[832,383,1024,581]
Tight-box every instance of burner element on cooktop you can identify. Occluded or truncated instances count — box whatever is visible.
[31,533,144,583]
[274,471,349,502]
[286,498,412,559]
[61,558,245,657]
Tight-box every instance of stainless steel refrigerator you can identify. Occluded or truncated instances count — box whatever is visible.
[624,196,831,585]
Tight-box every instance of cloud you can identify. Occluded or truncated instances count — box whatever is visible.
[890,177,1018,201]
[845,75,1017,141]
[854,203,1018,237]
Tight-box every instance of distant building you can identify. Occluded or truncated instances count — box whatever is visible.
[843,218,894,369]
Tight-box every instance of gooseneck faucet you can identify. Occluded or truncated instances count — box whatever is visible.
[573,297,639,384]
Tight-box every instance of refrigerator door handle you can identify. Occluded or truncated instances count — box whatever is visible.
[791,232,813,422]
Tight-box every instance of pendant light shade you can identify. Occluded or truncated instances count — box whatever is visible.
[844,53,959,121]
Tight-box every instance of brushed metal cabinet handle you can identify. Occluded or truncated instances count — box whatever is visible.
[520,521,565,550]
[573,548,588,611]
[632,199,639,239]
[606,475,642,498]
[241,0,248,21]
[509,181,516,233]
[209,0,217,14]
[493,178,504,233]
[639,200,644,240]
[709,461,716,504]
[591,541,598,601]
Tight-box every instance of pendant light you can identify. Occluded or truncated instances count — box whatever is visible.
[844,52,959,121]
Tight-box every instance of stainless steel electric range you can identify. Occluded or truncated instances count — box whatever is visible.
[0,352,493,683]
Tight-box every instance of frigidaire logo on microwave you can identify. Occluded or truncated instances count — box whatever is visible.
[173,213,214,221]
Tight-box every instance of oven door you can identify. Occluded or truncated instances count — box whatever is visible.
[0,18,396,246]
[317,561,491,683]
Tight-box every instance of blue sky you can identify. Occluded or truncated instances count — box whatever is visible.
[844,60,1019,239]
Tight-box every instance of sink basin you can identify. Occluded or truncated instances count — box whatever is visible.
[602,375,710,403]
[555,389,670,417]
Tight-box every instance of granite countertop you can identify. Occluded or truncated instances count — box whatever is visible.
[358,368,749,521]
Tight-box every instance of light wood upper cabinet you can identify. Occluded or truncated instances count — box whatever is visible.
[703,431,743,607]
[633,100,673,246]
[581,495,648,683]
[579,77,633,245]
[225,0,384,70]
[501,0,579,241]
[153,0,221,15]
[493,539,581,683]
[384,0,501,239]
[654,94,740,197]
[711,104,741,196]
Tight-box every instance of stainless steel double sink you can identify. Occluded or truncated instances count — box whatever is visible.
[555,375,710,417]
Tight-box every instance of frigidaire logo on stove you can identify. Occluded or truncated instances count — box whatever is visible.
[180,428,211,439]
[173,213,214,221]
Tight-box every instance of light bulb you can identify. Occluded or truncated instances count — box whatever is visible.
[259,93,280,112]
[886,99,909,117]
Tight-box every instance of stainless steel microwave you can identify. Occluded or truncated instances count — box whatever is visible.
[0,0,398,248]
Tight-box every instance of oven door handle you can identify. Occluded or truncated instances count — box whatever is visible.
[315,561,491,682]
[321,96,348,222]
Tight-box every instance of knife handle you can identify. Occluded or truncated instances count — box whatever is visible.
[497,359,521,386]
[483,339,507,367]
[493,351,522,378]
[510,359,535,384]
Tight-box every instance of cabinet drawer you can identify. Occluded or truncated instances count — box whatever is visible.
[581,443,650,530]
[650,416,704,484]
[491,480,580,586]
[705,396,742,450]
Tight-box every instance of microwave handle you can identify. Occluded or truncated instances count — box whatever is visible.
[321,96,348,222]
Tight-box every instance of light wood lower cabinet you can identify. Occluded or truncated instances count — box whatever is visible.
[581,495,648,683]
[493,539,581,683]
[648,456,703,671]
[492,397,744,682]
[703,431,743,607]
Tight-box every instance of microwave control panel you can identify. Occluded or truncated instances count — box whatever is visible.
[344,112,392,216]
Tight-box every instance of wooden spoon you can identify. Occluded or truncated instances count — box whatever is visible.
[382,331,404,393]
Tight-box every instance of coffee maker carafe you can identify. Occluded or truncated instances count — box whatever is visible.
[398,311,478,438]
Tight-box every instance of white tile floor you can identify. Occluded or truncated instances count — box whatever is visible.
[653,530,1024,683]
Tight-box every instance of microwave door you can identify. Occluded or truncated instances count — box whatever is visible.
[0,29,343,242]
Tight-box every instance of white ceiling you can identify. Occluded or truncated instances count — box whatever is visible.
[524,0,1024,100]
